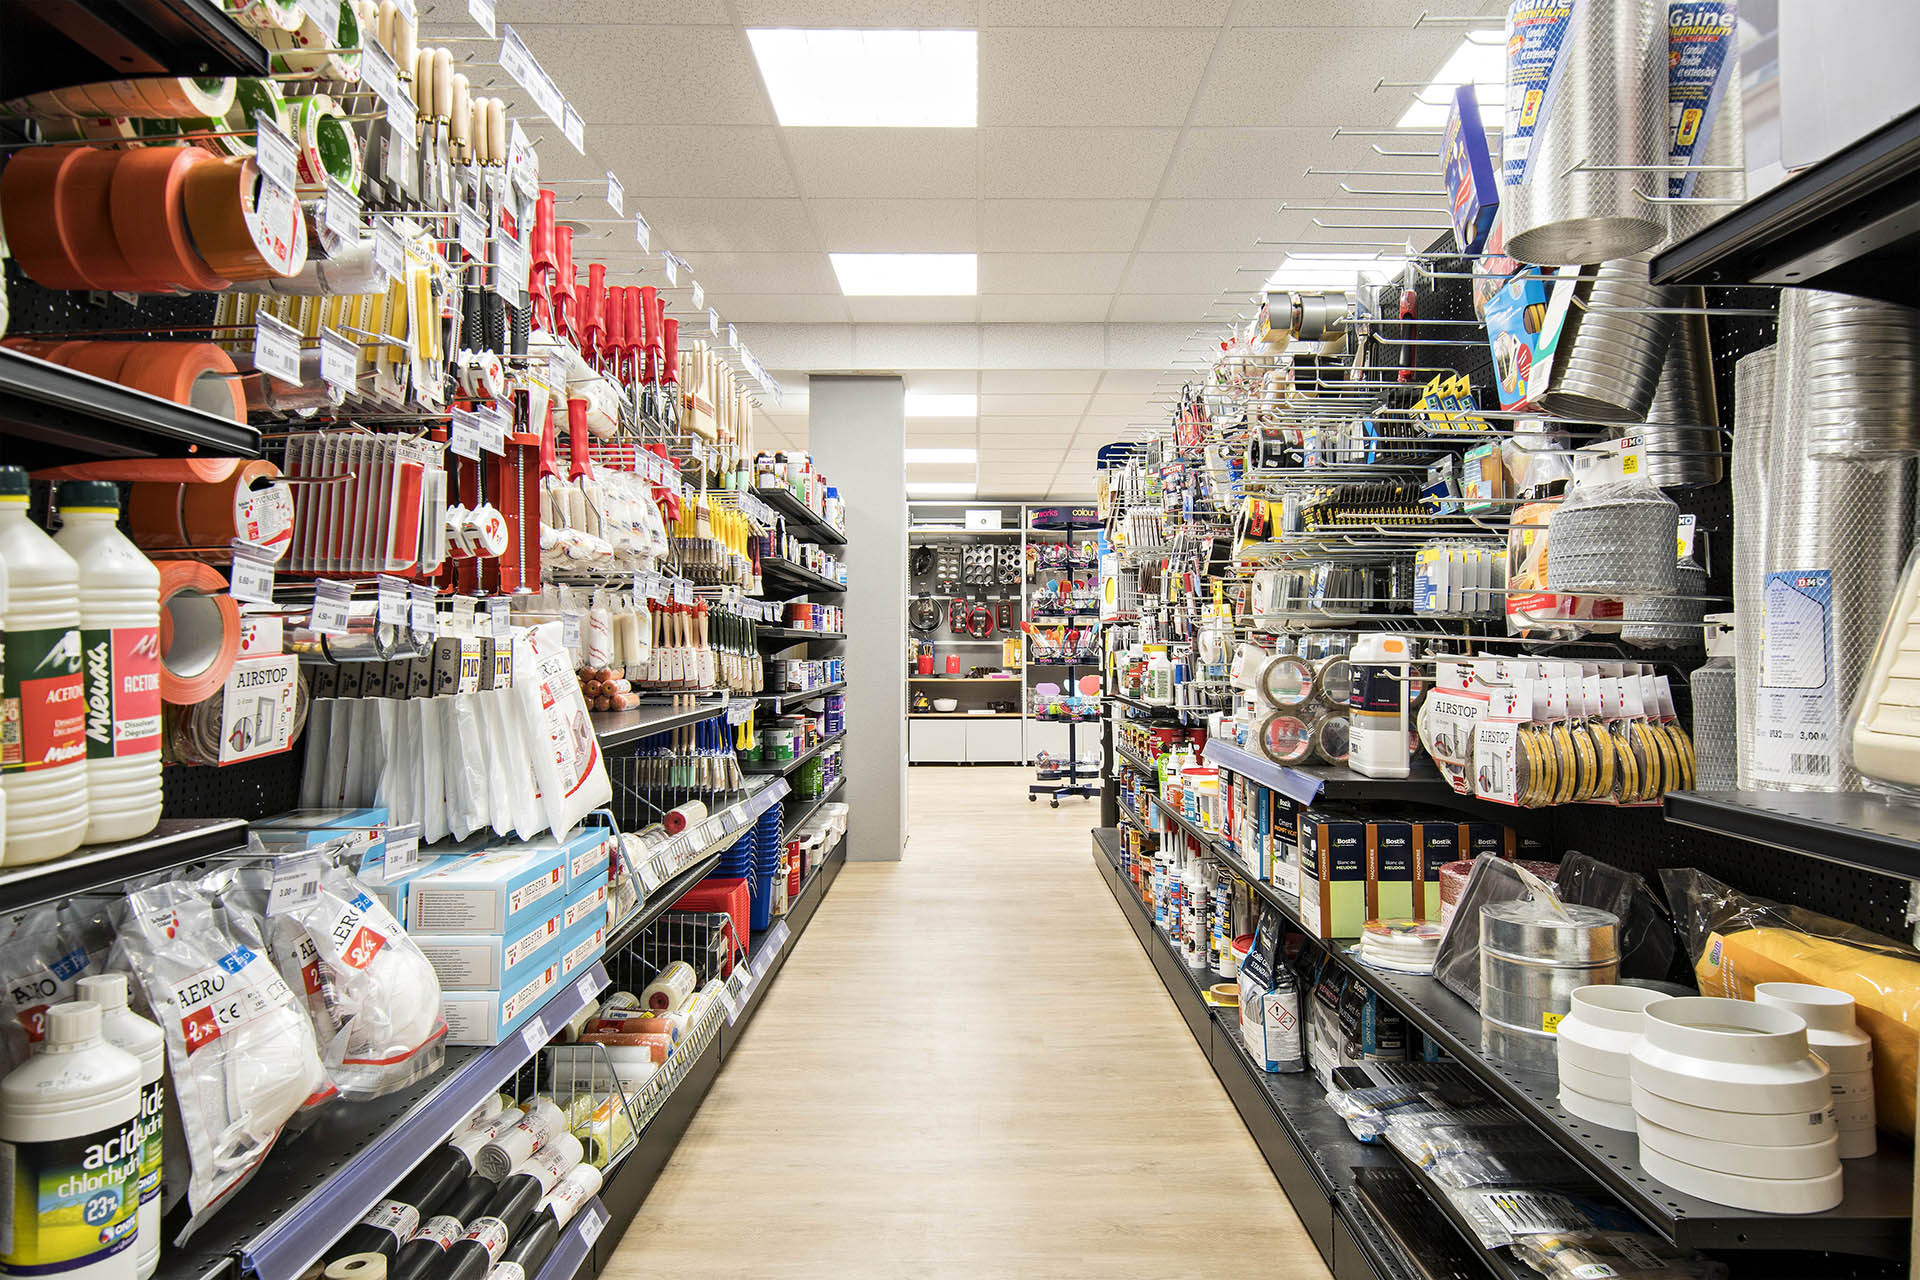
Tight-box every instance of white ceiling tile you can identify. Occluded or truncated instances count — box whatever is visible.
[1105,293,1219,323]
[735,0,980,22]
[981,369,1102,393]
[979,295,1112,322]
[1139,199,1302,253]
[493,0,732,23]
[510,26,772,126]
[1161,128,1374,199]
[680,253,840,294]
[844,297,981,323]
[979,415,1081,435]
[729,325,855,368]
[982,128,1176,199]
[981,323,1105,369]
[979,449,1068,464]
[784,130,978,199]
[807,199,977,252]
[977,463,1054,489]
[705,294,849,323]
[1235,0,1505,25]
[904,370,980,394]
[1087,393,1164,415]
[850,325,981,369]
[980,392,1089,414]
[980,0,1229,23]
[1190,26,1460,128]
[905,428,978,446]
[573,127,798,198]
[617,198,817,254]
[979,253,1129,294]
[981,200,1149,253]
[1117,252,1251,295]
[1095,369,1174,393]
[980,28,1213,127]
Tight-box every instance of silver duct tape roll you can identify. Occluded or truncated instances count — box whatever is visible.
[238,347,345,413]
[1757,290,1917,792]
[1623,562,1708,647]
[1503,0,1668,265]
[1732,345,1776,789]
[1800,292,1920,460]
[1633,292,1723,488]
[1692,661,1738,790]
[1659,13,1745,251]
[1540,255,1679,422]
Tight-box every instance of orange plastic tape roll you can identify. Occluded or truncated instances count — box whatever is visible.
[180,154,307,282]
[1,145,97,290]
[62,148,150,292]
[61,340,145,383]
[111,146,230,292]
[155,561,240,704]
[32,458,245,485]
[183,460,292,555]
[118,342,246,421]
[128,483,188,550]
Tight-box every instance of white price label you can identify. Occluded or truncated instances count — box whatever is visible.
[488,596,510,638]
[311,583,351,636]
[228,542,276,604]
[633,211,650,251]
[253,110,298,197]
[726,323,738,351]
[575,975,598,1005]
[322,175,359,243]
[578,1205,605,1246]
[450,408,483,461]
[562,611,581,650]
[390,0,413,23]
[376,575,409,626]
[494,230,527,304]
[562,103,584,154]
[458,204,486,260]
[671,579,692,605]
[320,327,357,397]
[709,306,720,337]
[633,855,662,893]
[751,947,773,978]
[520,1016,547,1054]
[690,281,704,311]
[716,982,740,1024]
[410,584,437,636]
[661,251,677,286]
[499,26,564,123]
[268,862,323,915]
[507,118,538,198]
[382,825,421,883]
[605,171,623,215]
[374,220,405,284]
[299,0,339,43]
[253,311,302,386]
[467,0,494,36]
[450,596,478,636]
[767,920,790,951]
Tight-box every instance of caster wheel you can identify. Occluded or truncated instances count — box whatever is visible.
[1029,794,1036,803]
[1050,799,1060,809]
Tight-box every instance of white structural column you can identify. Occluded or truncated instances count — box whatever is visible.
[806,375,906,862]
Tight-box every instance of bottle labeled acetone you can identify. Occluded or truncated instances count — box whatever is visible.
[53,483,162,845]
[0,1000,142,1280]
[74,976,162,1280]
[0,467,89,863]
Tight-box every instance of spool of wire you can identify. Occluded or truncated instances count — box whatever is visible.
[1541,255,1679,422]
[1801,292,1920,460]
[1622,560,1707,648]
[1631,292,1723,488]
[1731,346,1776,789]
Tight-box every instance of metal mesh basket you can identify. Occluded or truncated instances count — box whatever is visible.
[621,909,743,990]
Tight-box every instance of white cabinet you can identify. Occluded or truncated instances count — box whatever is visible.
[966,718,1023,763]
[908,718,967,763]
[909,717,1025,763]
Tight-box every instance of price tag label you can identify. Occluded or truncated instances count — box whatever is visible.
[488,596,510,638]
[374,219,405,284]
[578,1205,606,1246]
[671,578,692,605]
[726,323,738,351]
[632,854,662,893]
[311,581,351,636]
[322,175,360,244]
[360,40,399,119]
[561,611,581,650]
[508,117,539,198]
[499,26,564,123]
[268,860,323,915]
[716,981,740,1024]
[751,947,774,978]
[253,311,302,386]
[575,974,598,1004]
[319,327,357,397]
[520,1016,547,1054]
[709,306,721,337]
[767,920,790,951]
[690,280,704,311]
[458,204,486,260]
[299,0,339,42]
[228,541,277,604]
[634,211,650,251]
[494,229,527,304]
[562,102,584,154]
[450,408,483,461]
[450,596,478,636]
[661,251,677,286]
[605,171,623,214]
[479,409,506,456]
[382,824,421,883]
[376,575,409,627]
[410,583,438,636]
[253,110,298,197]
[467,0,494,36]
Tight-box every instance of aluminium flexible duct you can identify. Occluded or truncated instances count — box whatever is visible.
[1540,255,1679,422]
[1658,8,1746,251]
[1631,292,1723,488]
[1731,345,1775,790]
[1801,292,1920,460]
[1502,0,1667,266]
[1755,290,1917,792]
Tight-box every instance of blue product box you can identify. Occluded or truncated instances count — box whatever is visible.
[406,842,570,935]
[556,914,606,983]
[361,852,470,927]
[440,956,561,1046]
[516,817,618,893]
[253,807,389,876]
[1444,85,1499,254]
[411,903,567,991]
[560,869,611,935]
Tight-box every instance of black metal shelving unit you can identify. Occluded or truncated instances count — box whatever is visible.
[756,681,846,713]
[0,347,263,469]
[0,0,269,100]
[1663,789,1920,882]
[760,556,844,596]
[755,485,846,545]
[757,626,847,643]
[742,730,845,778]
[780,775,846,838]
[592,693,732,748]
[1115,744,1159,779]
[1204,739,1466,808]
[0,818,248,913]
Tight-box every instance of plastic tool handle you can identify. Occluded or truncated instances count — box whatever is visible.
[533,189,555,270]
[662,317,679,386]
[625,286,644,385]
[606,284,625,372]
[640,285,659,383]
[552,225,574,337]
[583,262,605,355]
[567,397,591,481]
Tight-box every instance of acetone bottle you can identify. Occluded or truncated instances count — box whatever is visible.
[53,483,162,844]
[0,1000,142,1280]
[0,467,89,863]
[74,976,162,1280]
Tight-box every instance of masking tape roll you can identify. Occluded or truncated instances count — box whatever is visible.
[661,800,707,834]
[182,154,306,282]
[111,147,231,293]
[1,145,97,290]
[640,961,697,1014]
[288,94,361,193]
[219,79,284,158]
[156,561,240,703]
[118,342,247,421]
[183,460,291,556]
[323,1255,386,1280]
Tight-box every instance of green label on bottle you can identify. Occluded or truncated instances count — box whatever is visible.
[0,1120,140,1273]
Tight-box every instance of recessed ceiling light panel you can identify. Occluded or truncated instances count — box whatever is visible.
[1396,31,1506,129]
[906,482,977,497]
[747,28,977,127]
[1265,252,1408,293]
[830,253,977,297]
[904,447,978,462]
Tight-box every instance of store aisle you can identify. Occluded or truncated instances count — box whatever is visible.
[610,766,1328,1279]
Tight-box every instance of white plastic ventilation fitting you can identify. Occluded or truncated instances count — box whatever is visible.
[1629,1081,1836,1148]
[1753,981,1877,1159]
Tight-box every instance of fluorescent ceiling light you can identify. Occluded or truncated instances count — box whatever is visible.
[1265,253,1408,293]
[904,393,978,418]
[747,29,976,127]
[904,447,977,463]
[1395,31,1505,129]
[830,253,977,296]
[906,482,977,496]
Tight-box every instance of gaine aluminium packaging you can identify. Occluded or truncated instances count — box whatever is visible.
[405,842,571,934]
[411,902,567,991]
[1444,85,1499,254]
[441,954,562,1045]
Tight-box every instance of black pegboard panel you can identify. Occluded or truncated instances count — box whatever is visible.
[4,261,220,341]
[161,743,305,824]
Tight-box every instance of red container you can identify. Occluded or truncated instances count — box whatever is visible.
[945,654,961,675]
[672,878,751,974]
[917,652,933,675]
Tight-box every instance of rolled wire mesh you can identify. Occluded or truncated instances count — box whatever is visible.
[1631,293,1723,488]
[1756,290,1917,792]
[1801,291,1920,460]
[1540,255,1679,422]
[1503,0,1668,266]
[1731,346,1776,789]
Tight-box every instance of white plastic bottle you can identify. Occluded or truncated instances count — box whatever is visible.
[54,483,162,845]
[1143,648,1174,706]
[0,1001,141,1280]
[0,467,89,863]
[1349,633,1411,778]
[74,976,161,1280]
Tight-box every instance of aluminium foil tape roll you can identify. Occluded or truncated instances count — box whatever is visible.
[1631,292,1723,488]
[1502,0,1667,266]
[1622,561,1707,648]
[1691,660,1738,791]
[1540,254,1679,422]
[1731,345,1776,790]
[1800,291,1920,460]
[1758,290,1917,792]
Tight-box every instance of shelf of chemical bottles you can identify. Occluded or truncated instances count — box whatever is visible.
[156,963,612,1280]
[1203,738,1467,808]
[605,777,790,952]
[1107,692,1203,724]
[756,625,847,644]
[1663,789,1920,885]
[760,556,845,596]
[756,681,846,713]
[780,775,846,840]
[742,730,845,778]
[0,346,263,471]
[592,692,732,749]
[755,484,847,545]
[1115,745,1160,780]
[1,0,268,101]
[0,818,249,914]
[1147,792,1232,861]
[1651,103,1920,308]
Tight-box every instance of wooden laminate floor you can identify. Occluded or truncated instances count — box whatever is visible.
[608,765,1329,1279]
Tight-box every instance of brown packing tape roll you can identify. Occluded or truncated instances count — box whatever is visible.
[118,342,247,421]
[156,561,240,703]
[112,147,231,292]
[181,154,306,282]
[1,145,97,290]
[183,460,292,553]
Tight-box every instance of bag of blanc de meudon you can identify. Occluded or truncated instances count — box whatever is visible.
[116,872,330,1233]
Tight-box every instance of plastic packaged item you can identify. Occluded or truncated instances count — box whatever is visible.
[1431,855,1548,1009]
[1546,449,1681,597]
[1555,852,1683,986]
[74,975,163,1280]
[1237,909,1304,1073]
[53,482,162,845]
[513,622,612,838]
[0,465,89,864]
[0,1001,142,1280]
[0,904,96,1070]
[1510,1230,1728,1280]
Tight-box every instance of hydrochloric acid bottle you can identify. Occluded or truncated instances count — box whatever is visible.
[74,976,161,1280]
[53,483,162,845]
[0,1000,142,1280]
[0,467,89,863]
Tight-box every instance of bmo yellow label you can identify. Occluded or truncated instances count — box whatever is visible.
[1,1122,140,1273]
